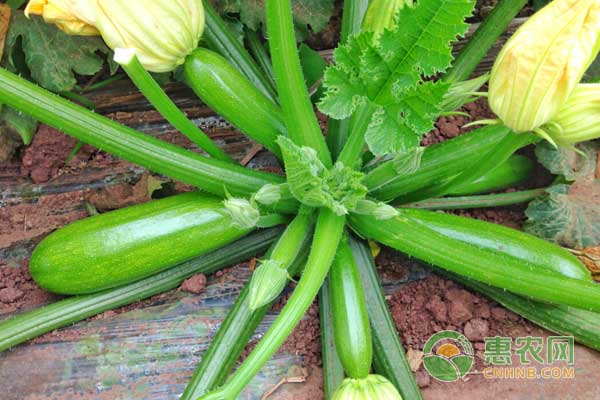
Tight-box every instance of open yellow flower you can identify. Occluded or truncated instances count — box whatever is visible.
[25,0,98,35]
[489,0,600,133]
[25,0,205,72]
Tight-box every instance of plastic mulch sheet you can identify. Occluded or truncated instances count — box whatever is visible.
[0,269,306,400]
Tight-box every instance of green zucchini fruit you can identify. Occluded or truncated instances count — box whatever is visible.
[30,192,250,295]
[447,154,533,196]
[365,126,512,201]
[349,236,423,400]
[185,48,286,158]
[349,211,600,312]
[402,208,591,281]
[329,236,373,380]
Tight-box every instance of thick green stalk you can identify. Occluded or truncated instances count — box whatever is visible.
[245,28,277,87]
[181,233,311,399]
[444,0,529,83]
[327,0,369,159]
[406,189,545,210]
[448,272,600,351]
[203,1,278,102]
[349,236,422,400]
[329,237,373,379]
[337,104,375,167]
[350,213,600,312]
[265,0,332,167]
[200,209,346,399]
[365,125,513,201]
[0,68,299,213]
[319,281,345,400]
[116,50,232,162]
[0,229,281,352]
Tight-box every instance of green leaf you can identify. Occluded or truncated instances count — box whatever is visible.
[318,0,474,156]
[277,136,367,215]
[2,12,112,92]
[0,105,37,145]
[298,43,326,100]
[535,141,599,181]
[212,0,334,39]
[525,182,600,248]
[0,104,38,161]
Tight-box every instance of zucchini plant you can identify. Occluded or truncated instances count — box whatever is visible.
[2,0,600,399]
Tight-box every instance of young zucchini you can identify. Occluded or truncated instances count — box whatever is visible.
[329,236,372,379]
[30,192,251,295]
[185,48,286,158]
[401,208,591,281]
[446,154,533,197]
[349,211,600,312]
[365,126,512,201]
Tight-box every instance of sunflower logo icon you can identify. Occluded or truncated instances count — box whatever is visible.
[423,330,474,382]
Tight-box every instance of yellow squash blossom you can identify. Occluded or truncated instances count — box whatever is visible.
[25,0,98,35]
[547,83,600,147]
[26,0,204,72]
[489,0,600,133]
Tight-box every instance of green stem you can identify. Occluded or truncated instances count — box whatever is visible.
[181,232,311,399]
[245,28,277,87]
[265,0,332,167]
[116,50,231,162]
[349,236,422,400]
[80,73,126,92]
[0,229,281,352]
[409,131,537,202]
[337,103,375,167]
[200,209,346,399]
[405,189,546,210]
[60,91,96,110]
[0,68,299,213]
[350,214,600,312]
[202,0,278,103]
[326,0,369,160]
[319,281,345,400]
[444,0,529,83]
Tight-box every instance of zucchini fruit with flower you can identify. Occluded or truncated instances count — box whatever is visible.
[1,0,600,399]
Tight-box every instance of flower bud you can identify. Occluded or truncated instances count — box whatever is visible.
[248,260,288,311]
[489,0,600,133]
[223,198,260,229]
[332,375,403,400]
[255,184,283,205]
[26,0,205,72]
[546,83,600,146]
[352,199,398,220]
[25,0,98,35]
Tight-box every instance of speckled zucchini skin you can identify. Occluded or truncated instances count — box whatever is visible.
[30,192,250,294]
